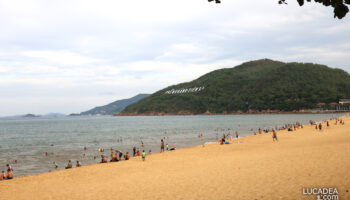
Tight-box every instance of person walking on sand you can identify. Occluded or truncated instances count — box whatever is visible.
[272,130,278,141]
[235,131,239,139]
[160,139,165,153]
[318,123,322,131]
[142,150,146,161]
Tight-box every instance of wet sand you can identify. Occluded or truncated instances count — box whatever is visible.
[0,116,349,200]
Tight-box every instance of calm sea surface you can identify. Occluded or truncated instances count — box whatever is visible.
[0,114,346,177]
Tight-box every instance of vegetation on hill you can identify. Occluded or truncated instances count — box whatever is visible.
[121,59,350,115]
[80,94,150,115]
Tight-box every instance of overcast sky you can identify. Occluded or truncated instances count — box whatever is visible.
[0,0,349,116]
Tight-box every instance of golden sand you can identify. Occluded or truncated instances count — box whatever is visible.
[0,116,349,200]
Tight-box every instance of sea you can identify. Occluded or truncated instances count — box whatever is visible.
[0,113,347,177]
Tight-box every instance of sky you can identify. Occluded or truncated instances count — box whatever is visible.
[0,0,350,116]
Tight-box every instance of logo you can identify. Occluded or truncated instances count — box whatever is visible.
[302,188,339,200]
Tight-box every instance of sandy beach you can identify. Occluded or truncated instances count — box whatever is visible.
[0,116,349,200]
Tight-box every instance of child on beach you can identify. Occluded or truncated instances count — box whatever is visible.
[53,162,58,169]
[142,150,146,161]
[1,171,5,180]
[272,130,278,141]
[76,161,81,167]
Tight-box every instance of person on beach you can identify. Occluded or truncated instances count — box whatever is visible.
[133,147,136,157]
[137,149,141,156]
[160,139,165,152]
[66,160,73,169]
[258,128,262,134]
[318,123,322,131]
[101,155,108,163]
[119,150,123,160]
[53,162,58,169]
[110,148,114,159]
[0,170,5,180]
[166,143,169,151]
[272,130,278,141]
[142,150,146,161]
[6,169,13,179]
[235,131,239,139]
[170,144,176,151]
[76,161,81,167]
[6,164,13,172]
[149,150,152,155]
[124,152,130,160]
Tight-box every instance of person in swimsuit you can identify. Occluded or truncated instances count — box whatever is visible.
[0,171,4,180]
[133,147,136,157]
[272,130,278,141]
[124,152,130,160]
[160,139,165,152]
[6,169,13,179]
[66,160,73,169]
[76,161,81,167]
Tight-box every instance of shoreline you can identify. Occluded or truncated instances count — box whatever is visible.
[1,115,349,199]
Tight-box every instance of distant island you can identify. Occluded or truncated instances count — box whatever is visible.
[119,59,350,116]
[78,94,150,116]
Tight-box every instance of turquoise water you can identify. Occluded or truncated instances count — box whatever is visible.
[0,114,346,177]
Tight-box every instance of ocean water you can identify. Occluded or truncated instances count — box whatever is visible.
[0,114,346,177]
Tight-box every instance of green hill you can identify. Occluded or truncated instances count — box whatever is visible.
[121,59,350,115]
[80,94,150,115]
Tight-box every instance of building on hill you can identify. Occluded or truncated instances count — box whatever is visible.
[337,99,350,111]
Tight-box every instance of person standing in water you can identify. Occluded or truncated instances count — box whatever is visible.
[142,150,146,161]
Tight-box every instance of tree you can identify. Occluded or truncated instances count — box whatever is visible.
[208,0,350,19]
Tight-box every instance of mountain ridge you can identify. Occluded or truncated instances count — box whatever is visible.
[120,59,350,115]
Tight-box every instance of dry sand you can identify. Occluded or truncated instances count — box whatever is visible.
[0,116,349,200]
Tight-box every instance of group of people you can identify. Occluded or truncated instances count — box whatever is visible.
[0,164,14,181]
